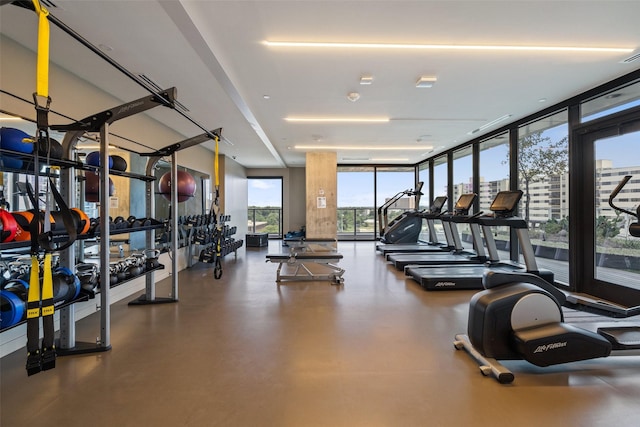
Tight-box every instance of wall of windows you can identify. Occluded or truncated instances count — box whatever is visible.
[332,70,640,307]
[408,70,640,306]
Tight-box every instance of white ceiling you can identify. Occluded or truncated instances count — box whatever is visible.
[1,0,640,168]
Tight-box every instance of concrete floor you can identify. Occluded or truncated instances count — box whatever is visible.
[2,240,640,427]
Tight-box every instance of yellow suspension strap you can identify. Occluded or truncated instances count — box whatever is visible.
[213,134,223,279]
[26,0,56,375]
[32,0,52,133]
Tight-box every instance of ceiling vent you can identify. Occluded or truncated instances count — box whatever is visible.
[138,74,190,112]
[620,51,640,64]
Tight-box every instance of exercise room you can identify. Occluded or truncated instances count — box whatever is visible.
[2,1,640,426]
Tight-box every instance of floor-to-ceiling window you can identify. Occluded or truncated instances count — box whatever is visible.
[418,162,431,240]
[571,103,640,305]
[247,177,283,238]
[451,147,474,248]
[594,132,640,289]
[375,166,416,238]
[478,132,511,256]
[517,110,569,283]
[452,146,473,203]
[337,166,375,240]
[478,133,510,211]
[432,155,448,205]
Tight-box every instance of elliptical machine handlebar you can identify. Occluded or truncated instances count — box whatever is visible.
[608,175,640,237]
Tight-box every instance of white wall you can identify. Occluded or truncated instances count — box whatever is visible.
[223,156,249,239]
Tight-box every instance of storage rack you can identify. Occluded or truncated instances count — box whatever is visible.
[51,89,177,354]
[184,214,243,267]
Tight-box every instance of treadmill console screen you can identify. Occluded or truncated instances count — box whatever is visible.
[454,193,476,214]
[430,196,447,213]
[489,190,523,216]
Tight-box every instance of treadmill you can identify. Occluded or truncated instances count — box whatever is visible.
[404,190,554,290]
[375,195,453,255]
[386,193,490,270]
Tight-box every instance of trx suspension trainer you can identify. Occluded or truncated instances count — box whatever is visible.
[212,134,223,279]
[24,0,77,375]
[25,0,54,376]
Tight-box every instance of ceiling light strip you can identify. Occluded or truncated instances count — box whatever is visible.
[285,117,389,123]
[294,145,431,150]
[265,41,632,53]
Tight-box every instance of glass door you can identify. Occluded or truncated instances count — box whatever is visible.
[572,113,640,305]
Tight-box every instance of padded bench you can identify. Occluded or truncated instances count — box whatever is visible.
[266,239,344,285]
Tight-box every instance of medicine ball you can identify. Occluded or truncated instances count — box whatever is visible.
[85,171,115,203]
[86,151,113,169]
[70,208,90,234]
[0,127,33,153]
[158,170,196,202]
[110,155,127,171]
[0,155,22,169]
[11,211,36,242]
[0,208,18,242]
[37,136,63,159]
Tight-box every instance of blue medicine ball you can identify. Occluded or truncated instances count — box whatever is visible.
[86,151,113,169]
[0,155,23,169]
[0,127,34,153]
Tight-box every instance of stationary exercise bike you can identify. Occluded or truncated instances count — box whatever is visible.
[454,175,640,384]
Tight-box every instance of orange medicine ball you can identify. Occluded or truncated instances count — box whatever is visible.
[11,211,36,242]
[71,208,90,234]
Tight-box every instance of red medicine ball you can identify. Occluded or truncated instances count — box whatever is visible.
[0,208,18,242]
[158,171,196,203]
[85,171,115,203]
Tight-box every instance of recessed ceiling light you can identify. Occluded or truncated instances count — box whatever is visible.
[285,117,389,123]
[360,75,374,85]
[538,98,547,103]
[264,40,633,53]
[416,76,437,88]
[347,92,361,102]
[263,95,271,100]
[98,43,113,52]
[342,157,371,161]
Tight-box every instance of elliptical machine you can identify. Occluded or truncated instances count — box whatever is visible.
[453,175,640,384]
